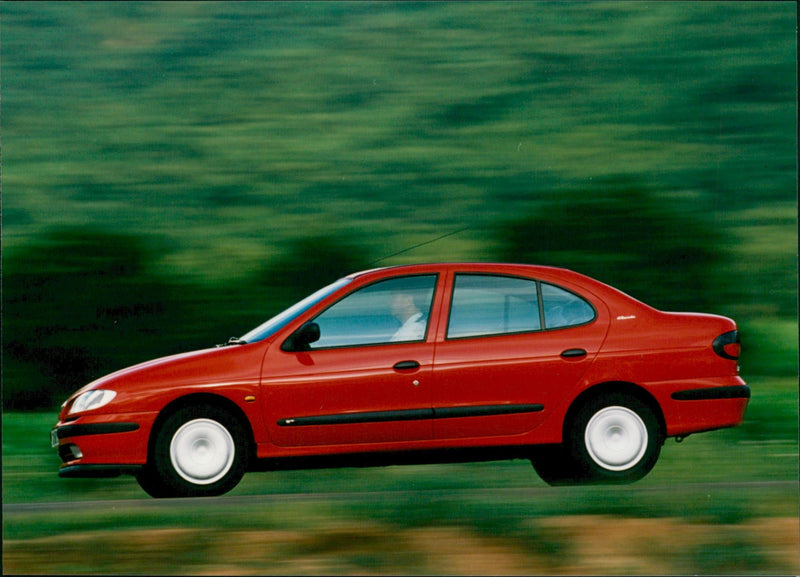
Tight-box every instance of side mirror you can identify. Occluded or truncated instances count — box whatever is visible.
[281,322,320,352]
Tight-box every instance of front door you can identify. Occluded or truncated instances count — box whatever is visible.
[262,274,440,447]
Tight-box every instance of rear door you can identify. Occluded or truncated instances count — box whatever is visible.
[432,272,609,440]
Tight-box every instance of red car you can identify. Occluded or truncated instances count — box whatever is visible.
[52,263,749,498]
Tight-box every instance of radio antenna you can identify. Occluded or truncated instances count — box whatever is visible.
[370,226,471,265]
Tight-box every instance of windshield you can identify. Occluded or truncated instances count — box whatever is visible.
[239,278,352,343]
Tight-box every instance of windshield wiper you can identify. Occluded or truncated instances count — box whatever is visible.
[216,336,247,348]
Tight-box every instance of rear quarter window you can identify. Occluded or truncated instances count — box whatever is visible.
[541,282,596,329]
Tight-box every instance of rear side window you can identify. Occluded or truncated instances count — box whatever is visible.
[541,283,596,329]
[447,275,541,339]
[446,275,596,339]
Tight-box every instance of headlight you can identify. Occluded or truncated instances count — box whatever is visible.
[68,390,117,415]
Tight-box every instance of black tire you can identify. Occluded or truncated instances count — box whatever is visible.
[137,404,249,498]
[530,445,581,486]
[567,393,663,484]
[136,465,172,498]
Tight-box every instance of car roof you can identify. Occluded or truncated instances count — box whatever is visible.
[348,262,573,279]
[346,263,648,308]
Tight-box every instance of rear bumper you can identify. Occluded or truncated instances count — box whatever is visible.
[658,377,750,437]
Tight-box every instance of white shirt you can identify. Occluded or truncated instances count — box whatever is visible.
[391,312,426,342]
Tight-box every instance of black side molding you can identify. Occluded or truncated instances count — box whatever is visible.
[278,403,544,427]
[55,422,140,440]
[671,385,751,401]
[279,409,433,427]
[434,404,544,419]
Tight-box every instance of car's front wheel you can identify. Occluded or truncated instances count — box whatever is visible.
[137,404,249,498]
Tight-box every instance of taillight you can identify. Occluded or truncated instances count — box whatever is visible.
[713,330,740,360]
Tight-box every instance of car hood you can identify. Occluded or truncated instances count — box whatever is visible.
[64,341,269,404]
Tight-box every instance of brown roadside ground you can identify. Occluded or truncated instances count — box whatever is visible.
[4,515,798,575]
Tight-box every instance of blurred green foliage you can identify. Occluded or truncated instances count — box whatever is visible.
[497,182,727,311]
[1,2,796,409]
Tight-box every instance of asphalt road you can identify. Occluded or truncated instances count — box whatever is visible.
[4,480,796,514]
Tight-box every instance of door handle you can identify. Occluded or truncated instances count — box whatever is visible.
[561,348,587,358]
[393,360,420,370]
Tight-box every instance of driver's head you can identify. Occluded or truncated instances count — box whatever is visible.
[390,292,419,322]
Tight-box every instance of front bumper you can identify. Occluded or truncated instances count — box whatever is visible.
[52,422,140,445]
[52,411,158,475]
[58,464,143,478]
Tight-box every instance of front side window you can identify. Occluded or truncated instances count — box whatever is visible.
[541,283,596,329]
[311,275,437,348]
[447,275,541,339]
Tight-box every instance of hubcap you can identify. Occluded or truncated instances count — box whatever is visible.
[170,418,235,485]
[584,406,648,471]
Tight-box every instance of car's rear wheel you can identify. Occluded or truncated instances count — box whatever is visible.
[137,404,248,498]
[569,393,663,483]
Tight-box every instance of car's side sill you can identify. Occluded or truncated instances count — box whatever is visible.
[278,404,544,427]
[251,445,536,472]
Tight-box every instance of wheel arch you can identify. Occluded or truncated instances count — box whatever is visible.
[148,393,257,467]
[564,381,666,443]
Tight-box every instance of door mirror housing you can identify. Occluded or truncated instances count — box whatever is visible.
[281,322,321,352]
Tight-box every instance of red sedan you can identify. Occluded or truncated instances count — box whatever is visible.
[52,263,749,497]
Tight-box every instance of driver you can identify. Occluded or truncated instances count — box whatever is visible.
[389,292,426,342]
